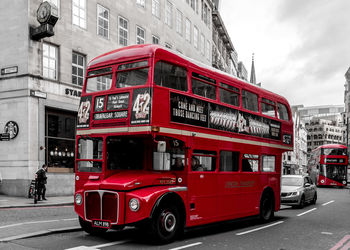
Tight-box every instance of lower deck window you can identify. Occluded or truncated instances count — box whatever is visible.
[261,155,275,172]
[192,150,217,171]
[242,154,259,172]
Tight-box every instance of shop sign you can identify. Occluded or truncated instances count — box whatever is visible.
[65,88,82,98]
[1,66,18,75]
[3,121,19,140]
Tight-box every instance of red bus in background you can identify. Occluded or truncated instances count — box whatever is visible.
[308,144,348,187]
[74,44,293,243]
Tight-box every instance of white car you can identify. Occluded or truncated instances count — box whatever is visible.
[281,175,317,208]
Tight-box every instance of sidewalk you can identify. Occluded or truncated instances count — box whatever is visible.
[0,194,74,208]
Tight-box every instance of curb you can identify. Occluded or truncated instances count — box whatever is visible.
[0,226,82,243]
[0,202,74,209]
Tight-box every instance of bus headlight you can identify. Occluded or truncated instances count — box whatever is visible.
[129,198,140,212]
[75,194,83,205]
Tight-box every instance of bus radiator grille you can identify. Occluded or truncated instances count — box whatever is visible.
[85,191,119,224]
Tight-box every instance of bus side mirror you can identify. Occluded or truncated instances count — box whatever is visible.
[157,141,166,153]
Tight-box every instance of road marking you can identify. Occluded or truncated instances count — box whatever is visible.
[330,235,350,250]
[65,240,130,250]
[236,221,284,236]
[63,218,78,221]
[322,200,335,206]
[0,200,8,202]
[297,208,317,217]
[169,242,203,250]
[321,232,333,235]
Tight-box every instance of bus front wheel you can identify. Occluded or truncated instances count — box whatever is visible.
[259,193,274,222]
[150,205,180,244]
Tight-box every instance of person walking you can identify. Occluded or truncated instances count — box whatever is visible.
[36,164,48,201]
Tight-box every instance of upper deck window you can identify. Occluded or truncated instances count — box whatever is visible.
[242,90,258,112]
[261,98,276,117]
[116,60,149,88]
[86,67,112,93]
[219,82,239,107]
[277,102,290,121]
[154,61,187,91]
[191,72,216,100]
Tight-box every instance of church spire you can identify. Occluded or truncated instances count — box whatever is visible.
[250,53,256,85]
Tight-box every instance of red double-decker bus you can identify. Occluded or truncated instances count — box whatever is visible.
[74,44,293,243]
[308,144,348,187]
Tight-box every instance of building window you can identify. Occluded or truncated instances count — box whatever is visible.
[152,0,160,18]
[185,18,191,42]
[46,109,76,172]
[97,4,109,39]
[119,16,128,46]
[152,35,159,44]
[72,0,86,29]
[206,39,210,61]
[43,43,58,80]
[200,33,205,55]
[165,1,173,27]
[136,0,145,8]
[165,43,172,49]
[176,9,183,35]
[136,26,145,44]
[193,26,198,49]
[72,52,85,86]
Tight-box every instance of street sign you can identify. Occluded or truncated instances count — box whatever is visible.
[0,133,10,141]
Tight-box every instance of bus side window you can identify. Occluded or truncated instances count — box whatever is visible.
[192,150,217,171]
[219,151,239,172]
[242,90,259,112]
[154,61,187,91]
[242,154,259,172]
[277,102,290,121]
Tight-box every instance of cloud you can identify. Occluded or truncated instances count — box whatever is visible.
[221,0,349,106]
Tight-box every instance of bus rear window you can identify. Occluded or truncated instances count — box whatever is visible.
[154,61,187,91]
[116,60,149,88]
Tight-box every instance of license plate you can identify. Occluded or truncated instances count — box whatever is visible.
[92,220,111,229]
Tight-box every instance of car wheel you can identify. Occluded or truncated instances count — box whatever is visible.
[299,195,305,208]
[79,217,108,235]
[259,193,274,222]
[311,193,317,205]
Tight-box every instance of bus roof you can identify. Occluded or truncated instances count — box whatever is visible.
[87,44,289,105]
[314,144,347,150]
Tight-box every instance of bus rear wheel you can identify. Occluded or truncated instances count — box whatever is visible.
[79,217,108,235]
[259,193,274,222]
[150,205,180,244]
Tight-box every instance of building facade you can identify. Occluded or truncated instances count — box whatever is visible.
[282,110,308,175]
[0,0,224,196]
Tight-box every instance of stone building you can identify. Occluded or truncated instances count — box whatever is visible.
[0,0,247,196]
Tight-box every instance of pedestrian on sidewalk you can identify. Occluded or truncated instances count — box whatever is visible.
[35,164,48,201]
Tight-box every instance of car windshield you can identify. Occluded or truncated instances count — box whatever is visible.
[282,176,303,186]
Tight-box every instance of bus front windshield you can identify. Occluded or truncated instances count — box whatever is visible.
[77,137,103,172]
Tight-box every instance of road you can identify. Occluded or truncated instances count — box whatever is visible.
[0,187,349,250]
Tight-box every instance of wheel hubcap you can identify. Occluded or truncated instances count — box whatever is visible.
[161,211,176,232]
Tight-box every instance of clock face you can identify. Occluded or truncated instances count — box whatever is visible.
[37,2,50,23]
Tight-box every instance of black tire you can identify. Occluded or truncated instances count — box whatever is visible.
[299,195,305,208]
[150,205,180,244]
[79,217,108,235]
[311,193,317,205]
[259,193,274,222]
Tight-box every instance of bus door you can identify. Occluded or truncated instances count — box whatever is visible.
[217,151,240,218]
[187,150,218,225]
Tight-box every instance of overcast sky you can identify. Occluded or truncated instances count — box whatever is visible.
[220,0,350,107]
